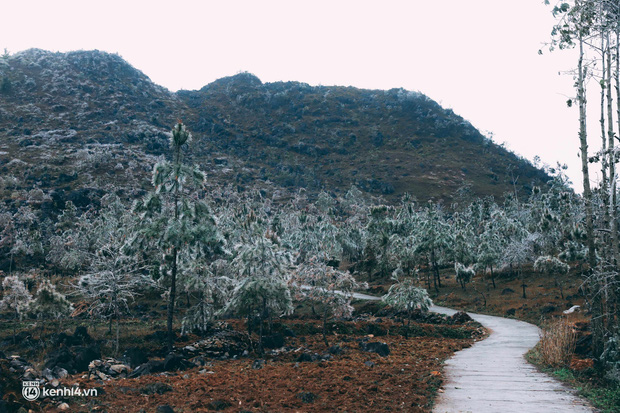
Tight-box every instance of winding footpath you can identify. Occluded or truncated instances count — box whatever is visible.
[431,305,594,413]
[347,291,595,412]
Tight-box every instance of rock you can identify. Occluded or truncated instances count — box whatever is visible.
[282,327,296,337]
[327,345,342,355]
[129,359,164,378]
[364,361,375,368]
[359,341,390,357]
[44,347,74,372]
[52,366,69,379]
[156,405,174,413]
[122,347,149,368]
[42,368,55,381]
[501,288,515,295]
[141,382,173,395]
[73,345,101,373]
[297,391,318,403]
[262,333,285,349]
[58,402,70,411]
[73,326,91,344]
[163,353,191,371]
[450,311,473,324]
[208,400,231,411]
[252,359,265,370]
[541,305,556,315]
[297,353,319,362]
[109,364,131,375]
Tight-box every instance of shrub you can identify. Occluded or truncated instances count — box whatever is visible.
[539,317,576,368]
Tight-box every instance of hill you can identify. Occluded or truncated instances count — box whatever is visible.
[0,49,549,209]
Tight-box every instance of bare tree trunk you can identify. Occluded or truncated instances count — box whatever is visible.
[607,36,619,267]
[167,247,177,353]
[578,35,597,270]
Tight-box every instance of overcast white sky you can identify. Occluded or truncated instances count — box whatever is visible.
[2,0,597,191]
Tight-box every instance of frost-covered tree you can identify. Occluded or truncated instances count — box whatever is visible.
[455,262,475,290]
[181,259,235,335]
[415,203,452,291]
[129,122,224,352]
[225,231,293,350]
[534,255,571,298]
[0,274,32,341]
[476,223,503,289]
[29,279,73,330]
[293,256,366,345]
[382,272,432,327]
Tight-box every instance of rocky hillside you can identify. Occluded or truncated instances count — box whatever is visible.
[0,49,549,208]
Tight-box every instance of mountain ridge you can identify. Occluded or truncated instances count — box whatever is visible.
[0,49,550,209]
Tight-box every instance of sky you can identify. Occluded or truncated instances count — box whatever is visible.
[1,0,595,191]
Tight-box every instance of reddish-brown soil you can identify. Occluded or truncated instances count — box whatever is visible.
[34,318,482,413]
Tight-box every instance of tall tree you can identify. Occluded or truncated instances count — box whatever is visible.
[130,122,223,352]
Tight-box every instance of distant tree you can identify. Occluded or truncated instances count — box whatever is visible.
[454,262,474,290]
[415,203,452,291]
[29,279,73,333]
[0,275,32,341]
[382,272,432,328]
[534,255,571,298]
[293,256,366,345]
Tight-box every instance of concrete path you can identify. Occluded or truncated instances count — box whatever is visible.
[431,305,595,413]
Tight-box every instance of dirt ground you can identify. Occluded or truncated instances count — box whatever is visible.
[3,316,483,413]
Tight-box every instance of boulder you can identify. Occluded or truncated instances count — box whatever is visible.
[450,311,473,324]
[359,341,390,357]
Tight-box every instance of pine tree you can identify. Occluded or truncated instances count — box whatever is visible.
[130,122,223,352]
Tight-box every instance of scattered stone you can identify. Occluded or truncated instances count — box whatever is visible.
[297,353,319,362]
[58,402,70,411]
[156,405,174,413]
[88,358,133,380]
[297,391,318,403]
[252,359,265,370]
[364,361,375,368]
[501,288,515,295]
[141,382,173,395]
[359,341,390,357]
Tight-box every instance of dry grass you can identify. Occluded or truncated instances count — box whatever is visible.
[539,317,577,368]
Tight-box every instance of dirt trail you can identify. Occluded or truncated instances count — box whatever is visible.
[431,305,594,413]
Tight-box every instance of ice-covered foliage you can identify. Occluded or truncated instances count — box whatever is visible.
[29,279,73,321]
[382,273,432,324]
[293,256,366,344]
[454,262,475,290]
[0,275,32,320]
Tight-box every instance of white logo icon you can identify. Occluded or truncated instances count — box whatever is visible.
[22,381,41,401]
